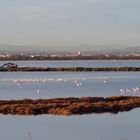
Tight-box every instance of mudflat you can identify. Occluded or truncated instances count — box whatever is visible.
[0,96,140,116]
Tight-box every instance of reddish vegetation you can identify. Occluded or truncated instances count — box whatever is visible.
[1,66,140,72]
[0,96,140,116]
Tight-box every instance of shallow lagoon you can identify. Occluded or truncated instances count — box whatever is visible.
[0,60,140,67]
[1,108,140,140]
[0,60,140,140]
[0,72,140,99]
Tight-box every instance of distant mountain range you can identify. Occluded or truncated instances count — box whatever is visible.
[123,46,140,52]
[93,46,140,54]
[0,44,28,53]
[0,44,49,54]
[84,46,140,54]
[0,44,140,54]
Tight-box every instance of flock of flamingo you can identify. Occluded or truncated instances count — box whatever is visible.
[0,76,139,96]
[120,87,140,96]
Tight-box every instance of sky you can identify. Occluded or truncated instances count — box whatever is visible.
[0,0,140,51]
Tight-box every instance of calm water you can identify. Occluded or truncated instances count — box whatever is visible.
[0,72,140,99]
[0,60,140,67]
[0,60,140,140]
[1,109,140,140]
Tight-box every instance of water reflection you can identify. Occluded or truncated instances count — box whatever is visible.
[0,108,140,140]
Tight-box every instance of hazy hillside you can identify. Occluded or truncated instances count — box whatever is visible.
[0,44,140,54]
[124,46,140,52]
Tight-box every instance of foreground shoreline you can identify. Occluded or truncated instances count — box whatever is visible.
[0,96,140,116]
[1,66,140,72]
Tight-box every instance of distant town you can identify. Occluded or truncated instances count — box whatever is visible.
[0,50,140,60]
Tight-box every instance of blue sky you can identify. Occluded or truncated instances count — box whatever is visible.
[0,0,140,50]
